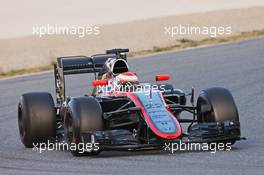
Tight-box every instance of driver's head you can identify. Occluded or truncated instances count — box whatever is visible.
[113,72,139,91]
[116,72,139,84]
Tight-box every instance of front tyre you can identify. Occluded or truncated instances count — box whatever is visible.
[197,87,239,122]
[65,96,103,156]
[196,87,240,145]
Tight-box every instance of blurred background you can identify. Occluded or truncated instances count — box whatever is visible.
[0,0,264,74]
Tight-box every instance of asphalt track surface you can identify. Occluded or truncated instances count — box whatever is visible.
[0,38,264,175]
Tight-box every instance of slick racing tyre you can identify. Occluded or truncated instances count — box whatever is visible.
[18,92,56,148]
[196,87,240,145]
[197,87,239,122]
[65,96,103,156]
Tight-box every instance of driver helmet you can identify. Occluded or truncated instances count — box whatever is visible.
[113,72,139,91]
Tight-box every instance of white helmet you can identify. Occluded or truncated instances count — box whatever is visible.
[113,72,139,91]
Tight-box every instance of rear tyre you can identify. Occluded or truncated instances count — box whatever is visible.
[196,87,240,145]
[65,96,103,156]
[18,92,56,148]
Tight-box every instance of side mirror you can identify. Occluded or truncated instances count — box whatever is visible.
[155,74,170,81]
[92,80,108,87]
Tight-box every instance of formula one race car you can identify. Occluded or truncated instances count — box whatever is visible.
[18,48,243,156]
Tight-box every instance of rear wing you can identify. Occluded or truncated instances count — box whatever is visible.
[57,54,115,75]
[54,48,129,104]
